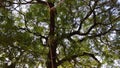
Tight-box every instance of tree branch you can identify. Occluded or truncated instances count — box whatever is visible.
[24,19,47,39]
[78,0,98,31]
[36,0,54,8]
[57,52,100,66]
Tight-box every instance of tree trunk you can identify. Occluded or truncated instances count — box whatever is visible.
[47,43,57,68]
[46,2,57,68]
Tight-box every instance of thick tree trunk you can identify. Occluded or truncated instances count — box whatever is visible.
[47,44,57,68]
[46,3,57,68]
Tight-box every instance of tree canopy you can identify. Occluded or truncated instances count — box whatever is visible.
[0,0,120,68]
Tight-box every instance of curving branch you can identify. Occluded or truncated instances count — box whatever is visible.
[0,0,36,7]
[57,52,100,66]
[65,9,120,41]
[24,18,47,39]
[78,0,99,31]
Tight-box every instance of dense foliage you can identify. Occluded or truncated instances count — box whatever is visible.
[0,0,120,68]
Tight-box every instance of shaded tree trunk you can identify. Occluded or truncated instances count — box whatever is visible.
[36,1,57,68]
[47,43,57,68]
[46,2,57,68]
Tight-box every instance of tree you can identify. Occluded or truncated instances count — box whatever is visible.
[0,0,120,68]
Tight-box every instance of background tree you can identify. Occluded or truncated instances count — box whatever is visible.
[0,0,120,68]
